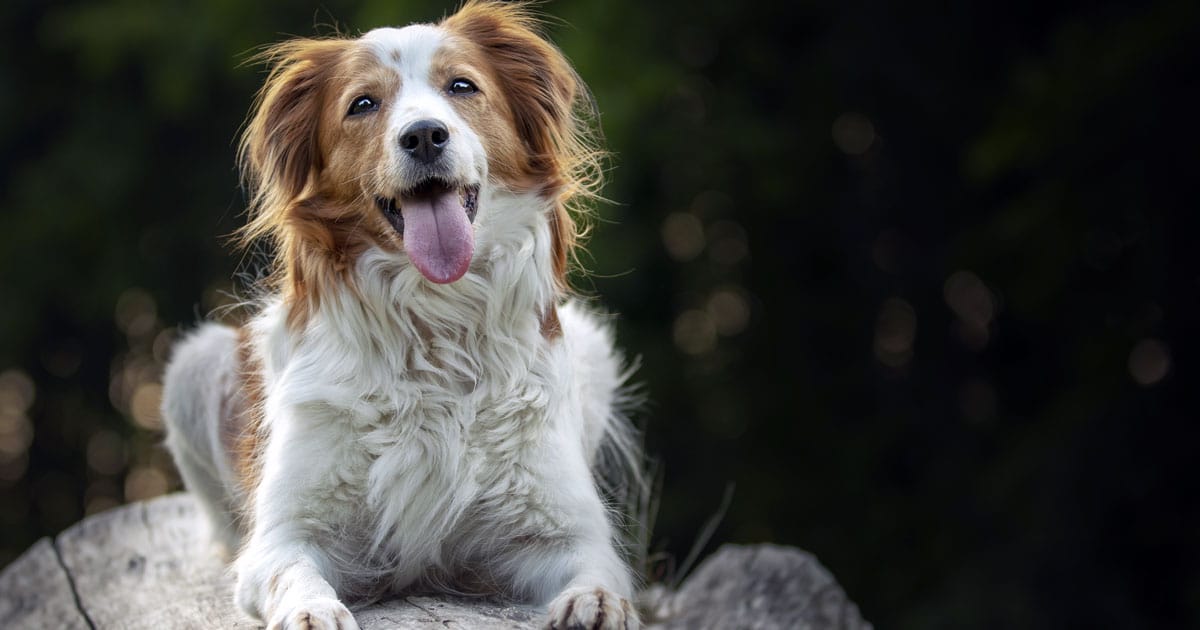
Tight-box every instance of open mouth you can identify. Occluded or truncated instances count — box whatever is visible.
[375,179,479,235]
[375,179,479,284]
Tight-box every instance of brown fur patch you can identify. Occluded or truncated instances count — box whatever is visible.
[237,40,402,328]
[267,571,282,598]
[540,303,562,341]
[229,326,267,515]
[278,196,391,329]
[593,587,606,630]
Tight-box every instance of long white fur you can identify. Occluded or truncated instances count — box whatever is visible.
[163,20,640,630]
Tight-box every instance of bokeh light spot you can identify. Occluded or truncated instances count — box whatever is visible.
[125,466,169,502]
[87,430,127,475]
[0,371,35,467]
[152,328,177,364]
[707,287,751,336]
[875,298,917,367]
[0,369,36,415]
[130,382,164,430]
[1129,339,1170,386]
[85,479,122,515]
[832,112,876,155]
[0,413,33,461]
[673,309,718,356]
[115,287,158,338]
[661,213,706,261]
[944,270,995,351]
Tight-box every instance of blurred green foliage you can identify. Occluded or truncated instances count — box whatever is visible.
[2,0,1198,627]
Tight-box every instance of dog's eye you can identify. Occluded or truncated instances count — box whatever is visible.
[447,79,477,96]
[348,95,379,116]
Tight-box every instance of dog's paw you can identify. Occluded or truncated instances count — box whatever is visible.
[545,586,639,630]
[267,598,359,630]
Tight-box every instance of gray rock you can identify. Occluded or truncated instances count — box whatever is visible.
[644,544,872,630]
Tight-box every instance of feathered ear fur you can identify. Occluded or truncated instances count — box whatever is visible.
[236,40,352,322]
[444,1,604,289]
[237,40,349,243]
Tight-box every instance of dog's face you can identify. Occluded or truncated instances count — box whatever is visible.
[239,2,591,301]
[325,25,505,284]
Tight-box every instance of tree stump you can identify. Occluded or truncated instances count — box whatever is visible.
[0,493,871,629]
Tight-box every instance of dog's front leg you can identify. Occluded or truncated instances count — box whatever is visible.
[501,526,638,630]
[499,458,640,629]
[541,540,639,630]
[235,538,357,630]
[232,407,360,630]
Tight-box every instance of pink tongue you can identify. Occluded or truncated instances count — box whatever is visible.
[400,191,474,284]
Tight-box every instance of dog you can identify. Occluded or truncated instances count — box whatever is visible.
[161,2,642,628]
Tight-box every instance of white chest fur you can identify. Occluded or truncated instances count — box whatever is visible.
[246,229,590,595]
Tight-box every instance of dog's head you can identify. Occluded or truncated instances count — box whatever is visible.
[238,1,598,319]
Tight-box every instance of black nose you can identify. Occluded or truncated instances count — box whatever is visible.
[399,119,449,164]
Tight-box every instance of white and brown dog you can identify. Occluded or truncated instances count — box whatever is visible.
[161,2,642,628]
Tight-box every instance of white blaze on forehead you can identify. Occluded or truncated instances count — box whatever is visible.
[359,23,487,188]
[359,21,489,190]
[360,24,467,144]
[362,25,446,92]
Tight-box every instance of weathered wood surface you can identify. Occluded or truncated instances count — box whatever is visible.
[0,493,870,629]
[0,538,90,629]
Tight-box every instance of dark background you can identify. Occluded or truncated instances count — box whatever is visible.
[2,0,1198,627]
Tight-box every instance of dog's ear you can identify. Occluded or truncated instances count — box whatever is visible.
[445,2,579,179]
[445,2,602,288]
[238,39,345,247]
